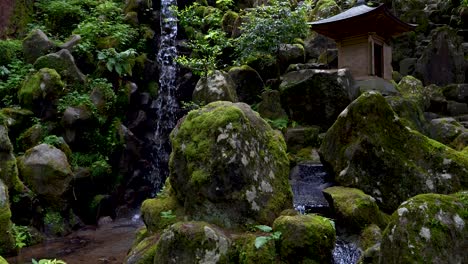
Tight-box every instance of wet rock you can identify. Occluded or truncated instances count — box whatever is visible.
[0,125,24,192]
[257,90,288,120]
[323,186,389,231]
[17,144,73,209]
[18,68,64,119]
[0,180,15,256]
[280,68,356,129]
[193,70,238,104]
[34,49,86,84]
[169,101,292,227]
[285,126,321,152]
[22,29,56,63]
[428,117,465,144]
[155,221,230,264]
[273,214,336,263]
[415,26,465,86]
[319,92,468,212]
[228,65,264,104]
[380,192,468,264]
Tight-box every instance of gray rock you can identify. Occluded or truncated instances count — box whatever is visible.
[0,125,23,192]
[278,44,305,73]
[357,78,400,96]
[285,126,321,152]
[61,106,94,144]
[399,58,418,76]
[257,89,288,120]
[428,117,465,144]
[59,34,82,50]
[22,29,56,64]
[17,144,72,209]
[193,70,238,104]
[280,68,356,129]
[447,100,468,116]
[0,179,15,256]
[415,26,465,86]
[34,49,86,84]
[228,65,264,104]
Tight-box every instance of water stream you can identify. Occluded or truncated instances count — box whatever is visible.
[148,0,179,195]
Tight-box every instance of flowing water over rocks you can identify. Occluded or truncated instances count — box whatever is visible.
[148,0,179,195]
[290,162,361,264]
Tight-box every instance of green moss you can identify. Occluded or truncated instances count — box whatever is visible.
[221,11,239,35]
[125,234,159,264]
[18,68,64,110]
[0,181,15,255]
[273,214,336,263]
[323,186,389,231]
[359,224,382,251]
[381,192,467,263]
[230,233,279,264]
[310,0,341,21]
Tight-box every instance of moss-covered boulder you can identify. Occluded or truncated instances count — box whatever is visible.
[273,214,336,263]
[170,101,292,227]
[278,44,305,73]
[22,29,56,64]
[0,179,15,256]
[154,221,230,264]
[18,68,64,118]
[193,71,238,104]
[358,224,382,264]
[319,92,468,212]
[125,232,159,264]
[428,117,465,145]
[0,108,34,140]
[256,90,288,121]
[0,125,23,193]
[229,233,279,264]
[279,68,355,129]
[309,0,341,21]
[34,49,86,84]
[386,95,428,134]
[380,192,468,263]
[323,186,388,231]
[17,144,72,209]
[228,65,264,105]
[395,75,429,110]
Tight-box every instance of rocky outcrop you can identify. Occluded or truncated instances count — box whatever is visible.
[0,125,24,192]
[169,101,292,227]
[257,90,288,120]
[192,71,238,104]
[17,144,73,209]
[22,29,56,63]
[319,92,468,212]
[0,179,15,256]
[280,68,356,129]
[380,192,468,264]
[228,65,264,104]
[34,49,86,84]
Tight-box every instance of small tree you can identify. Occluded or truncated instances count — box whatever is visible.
[235,0,310,77]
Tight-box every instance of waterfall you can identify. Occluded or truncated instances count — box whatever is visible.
[149,0,179,194]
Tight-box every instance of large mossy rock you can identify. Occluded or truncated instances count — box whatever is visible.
[17,144,72,208]
[257,90,288,120]
[415,26,465,86]
[228,65,264,105]
[192,70,238,104]
[0,125,24,192]
[272,214,336,263]
[18,68,64,118]
[323,186,388,231]
[154,221,230,264]
[319,92,468,212]
[0,179,15,256]
[279,68,356,129]
[22,29,56,64]
[169,101,292,227]
[34,49,86,84]
[380,192,468,264]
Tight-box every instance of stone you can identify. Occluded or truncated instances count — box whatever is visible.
[380,192,468,264]
[357,78,399,96]
[228,65,264,104]
[285,126,321,152]
[415,26,465,86]
[124,232,159,264]
[285,63,329,72]
[396,75,429,110]
[0,179,15,256]
[154,221,230,264]
[447,100,468,116]
[61,106,94,144]
[34,49,86,84]
[193,70,238,104]
[399,58,418,76]
[256,90,288,120]
[323,186,389,231]
[450,131,468,151]
[386,96,428,134]
[17,144,73,208]
[428,117,465,145]
[309,0,341,21]
[22,29,56,64]
[273,214,336,263]
[278,44,305,73]
[59,34,82,51]
[280,68,356,129]
[319,92,468,212]
[0,125,24,192]
[169,101,292,227]
[18,68,64,118]
[303,34,336,61]
[0,108,34,137]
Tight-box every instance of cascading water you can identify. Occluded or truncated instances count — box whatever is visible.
[149,0,179,194]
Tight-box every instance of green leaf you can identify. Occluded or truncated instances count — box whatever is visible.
[115,64,123,76]
[271,231,282,240]
[160,210,176,219]
[254,236,270,249]
[255,225,272,233]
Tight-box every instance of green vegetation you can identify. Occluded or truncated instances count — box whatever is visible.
[253,225,282,249]
[97,48,137,77]
[32,259,66,264]
[11,224,32,249]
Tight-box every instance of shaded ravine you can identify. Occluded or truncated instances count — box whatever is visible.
[290,162,361,264]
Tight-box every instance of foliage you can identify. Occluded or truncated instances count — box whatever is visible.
[265,117,289,130]
[57,91,95,113]
[11,224,32,249]
[462,0,468,7]
[0,59,34,107]
[97,48,137,77]
[235,0,310,65]
[34,0,84,37]
[89,78,117,113]
[43,211,65,235]
[254,225,282,249]
[90,158,112,178]
[42,135,63,146]
[0,39,22,65]
[32,259,66,264]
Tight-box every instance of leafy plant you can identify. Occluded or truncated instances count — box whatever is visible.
[57,91,95,113]
[35,0,84,37]
[266,117,289,130]
[12,224,32,249]
[0,59,34,107]
[97,48,137,77]
[42,135,63,146]
[32,259,67,264]
[254,225,282,249]
[160,210,176,219]
[44,211,65,235]
[235,0,310,75]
